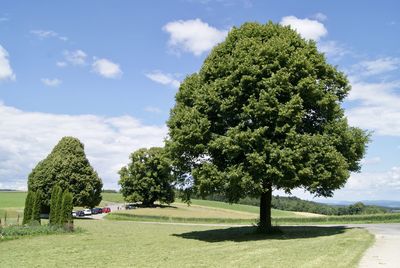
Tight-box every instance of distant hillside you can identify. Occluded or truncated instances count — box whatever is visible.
[0,189,18,192]
[189,193,388,216]
[325,200,400,209]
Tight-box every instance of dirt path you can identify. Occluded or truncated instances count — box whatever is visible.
[354,224,400,268]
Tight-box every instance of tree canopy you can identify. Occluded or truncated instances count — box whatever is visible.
[166,22,369,231]
[28,136,103,211]
[119,147,175,206]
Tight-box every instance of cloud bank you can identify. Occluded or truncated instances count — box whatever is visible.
[0,102,167,190]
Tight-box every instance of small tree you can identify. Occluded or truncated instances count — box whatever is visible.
[22,191,34,225]
[49,185,62,225]
[119,147,175,206]
[60,190,74,229]
[31,190,42,224]
[54,187,64,225]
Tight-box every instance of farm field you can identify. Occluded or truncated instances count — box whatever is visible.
[0,219,373,268]
[0,191,26,224]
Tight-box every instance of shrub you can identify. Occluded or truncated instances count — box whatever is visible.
[49,185,62,225]
[22,191,34,225]
[55,187,63,225]
[60,191,74,230]
[31,190,43,224]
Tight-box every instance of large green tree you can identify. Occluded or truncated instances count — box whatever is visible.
[166,22,369,231]
[28,137,103,212]
[119,147,175,206]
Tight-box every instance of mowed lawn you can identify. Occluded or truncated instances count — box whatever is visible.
[0,220,373,268]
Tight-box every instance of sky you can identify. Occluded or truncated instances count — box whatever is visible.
[0,0,399,202]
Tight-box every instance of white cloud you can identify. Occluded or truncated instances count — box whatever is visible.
[276,166,400,201]
[319,41,348,59]
[345,167,400,193]
[144,106,162,114]
[163,18,228,56]
[346,78,400,136]
[92,58,122,79]
[41,78,62,87]
[64,50,87,66]
[146,71,180,88]
[0,45,15,81]
[313,12,327,22]
[361,156,381,165]
[280,16,327,41]
[30,30,68,41]
[0,102,167,190]
[354,57,400,76]
[56,61,67,67]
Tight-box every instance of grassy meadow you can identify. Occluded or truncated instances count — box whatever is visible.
[0,191,26,224]
[0,219,373,268]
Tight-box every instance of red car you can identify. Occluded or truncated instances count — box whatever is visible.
[102,207,111,213]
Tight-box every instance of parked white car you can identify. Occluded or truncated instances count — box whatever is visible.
[83,209,92,216]
[72,211,77,217]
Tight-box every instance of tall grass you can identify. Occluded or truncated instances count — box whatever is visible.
[0,224,81,242]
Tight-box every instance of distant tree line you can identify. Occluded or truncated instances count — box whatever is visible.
[184,192,387,216]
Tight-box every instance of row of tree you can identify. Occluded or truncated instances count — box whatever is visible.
[22,190,43,225]
[22,185,74,229]
[49,185,74,228]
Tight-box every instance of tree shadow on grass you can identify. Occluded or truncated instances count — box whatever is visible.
[172,225,349,242]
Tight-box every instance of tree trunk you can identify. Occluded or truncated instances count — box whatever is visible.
[259,184,272,232]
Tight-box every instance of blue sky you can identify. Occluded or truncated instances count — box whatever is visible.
[0,0,399,202]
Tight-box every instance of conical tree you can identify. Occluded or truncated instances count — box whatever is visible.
[31,190,42,224]
[49,185,62,225]
[27,137,103,213]
[54,186,64,225]
[22,191,34,225]
[60,190,74,228]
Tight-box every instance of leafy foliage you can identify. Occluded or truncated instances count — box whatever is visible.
[167,22,369,229]
[49,185,61,225]
[31,190,42,224]
[119,147,175,206]
[59,191,73,227]
[28,137,103,211]
[22,191,34,225]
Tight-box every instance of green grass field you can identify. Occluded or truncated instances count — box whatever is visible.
[0,191,26,224]
[0,191,27,208]
[181,199,298,217]
[0,219,373,268]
